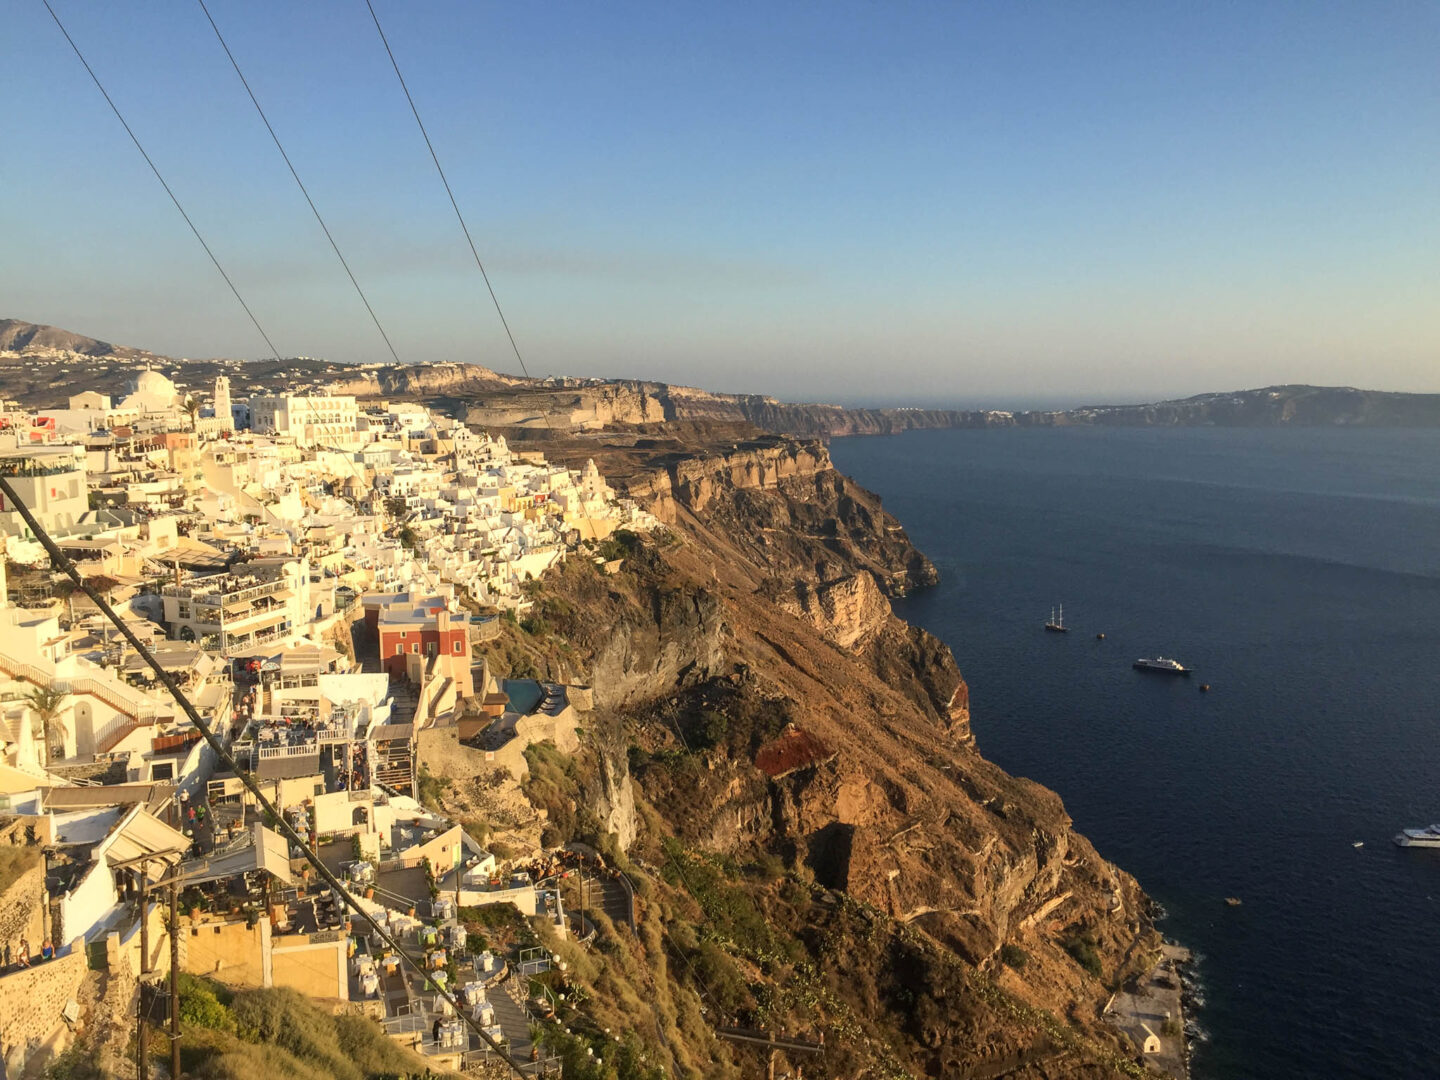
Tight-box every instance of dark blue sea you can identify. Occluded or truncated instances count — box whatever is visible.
[829,426,1440,1080]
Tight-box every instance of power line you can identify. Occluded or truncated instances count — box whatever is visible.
[196,0,404,366]
[0,479,526,1079]
[364,0,621,552]
[40,0,281,361]
[363,0,533,380]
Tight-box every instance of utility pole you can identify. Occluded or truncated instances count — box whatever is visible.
[137,857,150,1080]
[169,879,182,1080]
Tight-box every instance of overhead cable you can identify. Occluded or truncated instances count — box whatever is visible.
[196,0,404,365]
[363,0,534,380]
[40,0,282,361]
[0,476,525,1078]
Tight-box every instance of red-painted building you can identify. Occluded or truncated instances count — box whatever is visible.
[376,603,472,691]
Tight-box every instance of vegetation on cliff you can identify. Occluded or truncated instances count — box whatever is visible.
[456,433,1162,1078]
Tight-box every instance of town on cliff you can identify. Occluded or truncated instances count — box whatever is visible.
[0,334,1184,1080]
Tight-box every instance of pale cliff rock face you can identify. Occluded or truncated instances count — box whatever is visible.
[463,383,669,430]
[667,440,830,512]
[780,572,891,650]
[327,361,523,398]
[593,741,638,851]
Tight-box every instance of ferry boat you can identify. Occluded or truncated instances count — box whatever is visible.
[1133,657,1191,675]
[1393,824,1440,848]
[1045,604,1067,633]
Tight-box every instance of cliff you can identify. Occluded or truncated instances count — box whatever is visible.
[7,315,1436,431]
[475,432,1157,1079]
[325,361,526,398]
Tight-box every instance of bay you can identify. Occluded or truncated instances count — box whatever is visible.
[829,426,1440,1080]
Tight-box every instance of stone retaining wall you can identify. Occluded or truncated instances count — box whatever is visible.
[0,937,87,1076]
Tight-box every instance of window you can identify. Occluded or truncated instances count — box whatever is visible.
[411,643,419,653]
[395,644,403,656]
[454,641,463,654]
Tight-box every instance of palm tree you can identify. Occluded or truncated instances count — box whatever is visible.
[52,577,79,625]
[183,396,200,432]
[26,685,69,765]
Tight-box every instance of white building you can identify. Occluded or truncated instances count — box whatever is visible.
[0,445,89,537]
[249,394,359,448]
[160,558,316,655]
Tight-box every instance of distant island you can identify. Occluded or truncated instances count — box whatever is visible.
[5,316,1439,435]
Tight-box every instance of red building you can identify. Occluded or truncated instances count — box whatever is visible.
[376,604,472,693]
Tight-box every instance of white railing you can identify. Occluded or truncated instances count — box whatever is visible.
[257,742,320,759]
[0,651,160,722]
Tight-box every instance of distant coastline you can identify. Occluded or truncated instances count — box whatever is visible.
[5,317,1439,438]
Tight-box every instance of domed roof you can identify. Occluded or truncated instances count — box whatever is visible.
[120,368,181,411]
[133,369,178,399]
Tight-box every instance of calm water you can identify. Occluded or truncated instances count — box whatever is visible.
[830,427,1440,1080]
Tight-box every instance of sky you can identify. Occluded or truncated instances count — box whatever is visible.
[4,1,1437,407]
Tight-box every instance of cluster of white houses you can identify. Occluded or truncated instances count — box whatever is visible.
[0,368,643,1074]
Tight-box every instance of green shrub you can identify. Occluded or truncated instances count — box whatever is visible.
[460,902,524,929]
[179,974,236,1033]
[999,943,1028,969]
[1062,933,1103,979]
[746,852,786,882]
[415,765,450,811]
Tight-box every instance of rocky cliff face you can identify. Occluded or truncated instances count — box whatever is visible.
[326,361,526,398]
[514,432,1152,1078]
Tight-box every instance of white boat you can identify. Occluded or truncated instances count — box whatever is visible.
[1393,824,1440,848]
[1045,603,1067,632]
[1133,656,1191,676]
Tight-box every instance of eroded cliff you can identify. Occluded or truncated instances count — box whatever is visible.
[481,432,1158,1079]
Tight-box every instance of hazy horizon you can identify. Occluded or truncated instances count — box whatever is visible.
[6,3,1436,403]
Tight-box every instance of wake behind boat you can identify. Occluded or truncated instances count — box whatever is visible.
[1393,824,1440,848]
[1133,656,1191,675]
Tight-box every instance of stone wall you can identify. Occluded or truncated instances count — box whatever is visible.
[0,856,47,952]
[0,936,87,1076]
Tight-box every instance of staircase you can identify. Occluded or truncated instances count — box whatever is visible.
[488,978,535,1064]
[0,650,160,722]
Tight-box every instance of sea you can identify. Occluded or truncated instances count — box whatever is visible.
[828,426,1440,1080]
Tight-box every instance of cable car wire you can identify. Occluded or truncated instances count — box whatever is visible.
[197,0,404,365]
[0,476,528,1078]
[40,0,282,361]
[363,0,533,379]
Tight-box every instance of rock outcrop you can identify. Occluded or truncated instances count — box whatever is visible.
[511,428,1151,1079]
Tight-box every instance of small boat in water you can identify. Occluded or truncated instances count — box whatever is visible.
[1134,657,1191,675]
[1045,604,1067,632]
[1393,824,1440,848]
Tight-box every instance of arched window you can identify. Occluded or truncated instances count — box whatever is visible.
[352,806,369,827]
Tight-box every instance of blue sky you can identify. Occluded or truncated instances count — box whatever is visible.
[5,2,1437,406]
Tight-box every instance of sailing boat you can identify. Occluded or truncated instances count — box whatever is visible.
[1045,604,1067,633]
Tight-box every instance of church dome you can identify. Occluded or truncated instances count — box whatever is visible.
[120,368,181,412]
[133,369,178,400]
